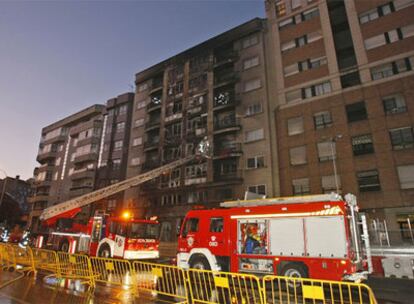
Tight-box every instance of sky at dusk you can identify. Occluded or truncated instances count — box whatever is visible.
[0,0,264,180]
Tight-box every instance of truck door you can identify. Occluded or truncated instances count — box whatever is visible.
[207,217,226,255]
[113,222,127,257]
[179,217,200,250]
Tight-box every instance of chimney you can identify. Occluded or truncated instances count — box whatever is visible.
[15,175,20,180]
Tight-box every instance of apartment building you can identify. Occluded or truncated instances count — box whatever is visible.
[124,18,279,244]
[94,93,135,214]
[265,0,414,237]
[29,105,105,231]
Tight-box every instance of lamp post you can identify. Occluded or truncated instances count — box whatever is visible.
[0,169,7,210]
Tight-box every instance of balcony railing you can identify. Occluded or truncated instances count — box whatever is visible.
[214,51,239,67]
[144,140,159,150]
[214,143,242,157]
[145,119,161,129]
[214,72,239,87]
[214,117,240,131]
[147,101,162,111]
[142,158,161,171]
[213,92,239,108]
[214,169,243,182]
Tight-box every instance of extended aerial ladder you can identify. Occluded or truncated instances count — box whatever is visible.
[39,139,210,222]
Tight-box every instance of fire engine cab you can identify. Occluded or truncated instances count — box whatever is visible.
[177,193,371,282]
[37,211,160,259]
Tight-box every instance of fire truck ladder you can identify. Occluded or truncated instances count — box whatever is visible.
[39,154,200,221]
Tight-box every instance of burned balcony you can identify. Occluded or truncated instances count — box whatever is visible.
[214,143,242,158]
[147,93,162,112]
[214,71,239,88]
[144,139,159,151]
[213,90,239,109]
[214,169,243,182]
[214,51,239,68]
[70,168,96,181]
[142,157,161,171]
[150,74,163,93]
[213,158,242,182]
[145,119,161,130]
[214,116,241,132]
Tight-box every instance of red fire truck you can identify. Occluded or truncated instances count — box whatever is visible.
[177,193,371,282]
[37,211,160,259]
[34,140,210,259]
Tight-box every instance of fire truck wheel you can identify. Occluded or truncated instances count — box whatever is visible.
[189,256,211,270]
[98,244,111,258]
[281,263,308,279]
[59,240,70,253]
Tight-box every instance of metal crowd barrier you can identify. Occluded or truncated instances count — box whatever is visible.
[262,275,377,304]
[0,243,379,304]
[187,268,264,304]
[56,252,94,288]
[133,260,189,303]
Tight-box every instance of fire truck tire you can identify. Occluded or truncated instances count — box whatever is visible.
[189,255,211,270]
[59,240,70,253]
[98,244,112,258]
[280,263,308,279]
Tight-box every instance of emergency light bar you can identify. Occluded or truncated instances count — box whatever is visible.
[220,193,343,208]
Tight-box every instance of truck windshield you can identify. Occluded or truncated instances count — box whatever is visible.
[128,223,159,239]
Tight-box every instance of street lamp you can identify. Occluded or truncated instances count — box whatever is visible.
[326,135,342,193]
[0,169,7,210]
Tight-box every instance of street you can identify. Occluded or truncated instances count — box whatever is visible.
[0,270,413,304]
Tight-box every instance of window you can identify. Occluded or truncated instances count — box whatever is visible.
[359,2,395,24]
[296,35,307,47]
[290,146,307,165]
[352,134,374,155]
[341,71,361,89]
[132,137,142,146]
[284,63,299,76]
[359,8,379,24]
[245,129,264,142]
[286,89,302,103]
[394,0,414,10]
[244,79,261,92]
[281,40,296,52]
[402,24,414,38]
[134,118,144,128]
[279,17,295,29]
[136,100,146,109]
[291,0,301,9]
[276,1,287,17]
[245,102,262,116]
[247,156,265,169]
[346,101,367,122]
[210,218,224,233]
[182,218,199,237]
[137,82,148,92]
[243,56,259,70]
[371,57,412,80]
[112,158,121,170]
[248,184,266,195]
[114,140,123,151]
[287,117,304,135]
[131,157,140,166]
[357,170,381,192]
[242,34,258,49]
[292,178,310,195]
[317,142,335,162]
[302,81,331,99]
[364,34,386,50]
[314,111,332,129]
[322,175,340,193]
[397,165,414,189]
[116,122,125,132]
[382,94,407,114]
[389,127,414,150]
[302,7,319,20]
[119,104,127,115]
[385,28,402,43]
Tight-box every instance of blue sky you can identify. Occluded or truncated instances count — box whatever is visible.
[0,0,264,179]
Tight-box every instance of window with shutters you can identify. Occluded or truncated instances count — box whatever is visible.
[389,127,414,150]
[357,170,381,192]
[322,175,341,193]
[292,178,310,195]
[247,156,265,169]
[130,157,140,166]
[286,89,302,103]
[132,137,142,147]
[245,102,262,116]
[317,142,335,162]
[352,134,374,155]
[243,56,259,70]
[287,117,304,136]
[113,140,123,151]
[397,165,414,189]
[245,129,264,143]
[290,146,307,165]
[244,79,261,92]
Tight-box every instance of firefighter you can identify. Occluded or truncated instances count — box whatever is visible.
[244,224,261,254]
